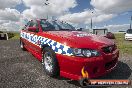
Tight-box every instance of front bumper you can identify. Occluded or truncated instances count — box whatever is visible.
[125,37,132,40]
[125,36,132,40]
[56,49,119,80]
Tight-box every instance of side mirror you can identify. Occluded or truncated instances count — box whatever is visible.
[28,27,39,32]
[124,33,126,34]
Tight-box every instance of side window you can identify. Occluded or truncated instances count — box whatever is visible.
[33,21,39,28]
[29,21,34,27]
[40,20,55,31]
[27,20,39,32]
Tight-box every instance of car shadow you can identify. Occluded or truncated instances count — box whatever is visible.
[98,61,132,79]
[57,61,132,87]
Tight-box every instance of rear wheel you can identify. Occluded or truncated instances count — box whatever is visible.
[42,47,59,77]
[20,40,26,51]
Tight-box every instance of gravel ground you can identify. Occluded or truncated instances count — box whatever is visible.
[0,40,131,88]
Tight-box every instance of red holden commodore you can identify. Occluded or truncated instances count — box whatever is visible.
[20,19,119,81]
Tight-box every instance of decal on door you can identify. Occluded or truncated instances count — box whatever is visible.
[21,31,73,56]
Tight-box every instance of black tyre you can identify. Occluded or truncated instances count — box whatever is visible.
[42,47,59,77]
[20,40,26,51]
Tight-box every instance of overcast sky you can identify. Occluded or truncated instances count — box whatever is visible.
[0,0,132,32]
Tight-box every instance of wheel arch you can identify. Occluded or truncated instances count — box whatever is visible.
[41,44,51,52]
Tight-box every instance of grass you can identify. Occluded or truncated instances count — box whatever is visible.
[114,33,132,55]
[9,32,132,55]
[10,33,20,39]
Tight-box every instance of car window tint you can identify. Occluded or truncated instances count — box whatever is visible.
[40,20,55,31]
[29,21,34,27]
[26,20,39,32]
[33,21,38,28]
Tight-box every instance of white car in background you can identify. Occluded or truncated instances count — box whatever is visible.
[125,29,132,40]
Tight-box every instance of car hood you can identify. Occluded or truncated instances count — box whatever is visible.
[125,33,132,36]
[45,31,115,49]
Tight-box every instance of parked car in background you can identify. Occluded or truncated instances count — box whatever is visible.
[125,29,132,40]
[106,32,115,39]
[0,31,9,40]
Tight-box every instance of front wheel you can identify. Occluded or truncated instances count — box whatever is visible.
[42,47,60,77]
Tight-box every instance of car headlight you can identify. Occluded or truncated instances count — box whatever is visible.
[73,48,100,57]
[82,50,91,57]
[72,48,83,56]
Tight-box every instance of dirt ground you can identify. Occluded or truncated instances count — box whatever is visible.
[0,40,131,88]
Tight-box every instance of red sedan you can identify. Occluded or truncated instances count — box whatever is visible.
[20,19,119,81]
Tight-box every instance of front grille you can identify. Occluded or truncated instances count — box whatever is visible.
[102,45,117,54]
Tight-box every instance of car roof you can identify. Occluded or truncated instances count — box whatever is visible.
[36,19,47,21]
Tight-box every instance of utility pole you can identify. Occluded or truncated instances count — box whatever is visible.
[130,16,132,29]
[91,11,93,30]
[91,18,92,29]
[44,0,49,19]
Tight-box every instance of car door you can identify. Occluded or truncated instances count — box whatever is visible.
[27,20,42,59]
[21,21,31,47]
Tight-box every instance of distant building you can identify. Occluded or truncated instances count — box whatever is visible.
[82,29,90,33]
[93,28,108,36]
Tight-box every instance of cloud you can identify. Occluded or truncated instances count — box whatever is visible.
[0,21,20,32]
[59,0,132,26]
[90,0,132,14]
[0,0,77,32]
[0,17,29,32]
[0,8,22,32]
[0,0,132,32]
[90,14,116,23]
[0,20,9,24]
[22,0,77,19]
[22,9,34,20]
[58,10,116,24]
[101,24,130,32]
[0,0,21,9]
[0,0,22,30]
[0,0,78,32]
[0,8,21,22]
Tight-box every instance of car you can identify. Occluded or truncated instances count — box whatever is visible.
[106,32,115,39]
[20,19,119,82]
[0,32,9,40]
[125,29,132,40]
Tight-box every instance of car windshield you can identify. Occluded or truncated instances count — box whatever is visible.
[126,29,132,34]
[40,20,75,31]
